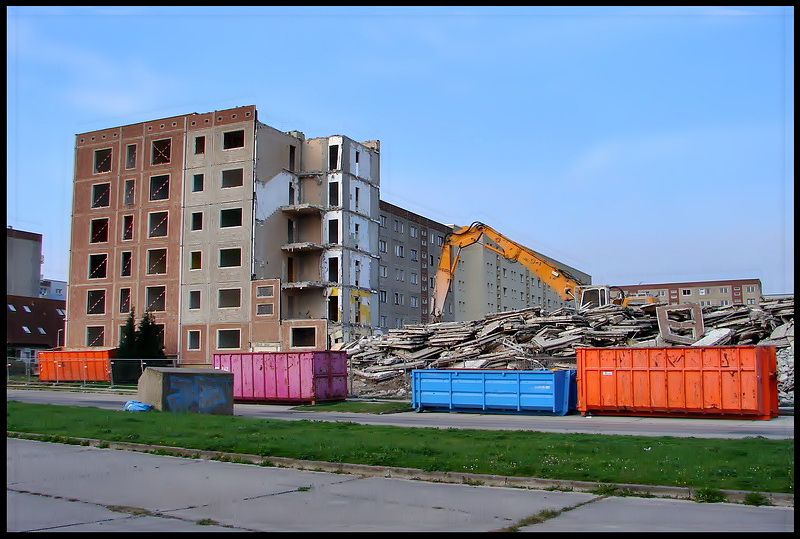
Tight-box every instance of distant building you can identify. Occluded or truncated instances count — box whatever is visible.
[6,295,66,358]
[39,279,67,301]
[615,279,763,307]
[7,227,42,298]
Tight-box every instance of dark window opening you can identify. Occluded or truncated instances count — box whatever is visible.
[189,290,201,309]
[219,248,241,267]
[328,257,338,282]
[125,145,136,169]
[223,130,245,149]
[123,179,135,205]
[119,288,131,313]
[151,138,171,165]
[90,218,109,243]
[328,144,339,170]
[256,303,274,316]
[147,248,167,274]
[148,212,168,237]
[291,327,316,347]
[149,174,170,201]
[194,136,205,155]
[218,289,241,308]
[218,329,240,349]
[328,297,338,321]
[86,326,104,346]
[191,212,203,231]
[328,219,339,243]
[122,215,134,240]
[91,183,110,208]
[187,330,200,350]
[329,181,339,206]
[288,145,296,171]
[192,173,204,192]
[88,254,108,279]
[146,286,166,311]
[94,149,112,173]
[220,208,243,228]
[221,168,244,188]
[120,251,132,277]
[87,290,106,314]
[189,251,201,270]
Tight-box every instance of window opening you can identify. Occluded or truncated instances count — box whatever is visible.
[123,179,135,205]
[190,251,201,270]
[87,290,106,314]
[90,218,109,243]
[288,145,296,171]
[191,212,203,231]
[218,289,241,308]
[291,327,316,347]
[122,215,134,240]
[223,130,245,149]
[146,286,166,311]
[256,285,274,297]
[222,168,244,188]
[328,257,338,282]
[328,219,339,243]
[329,181,339,206]
[194,136,205,155]
[151,138,171,165]
[119,288,131,313]
[189,290,201,309]
[148,212,168,237]
[94,149,112,173]
[192,174,204,192]
[91,183,110,208]
[149,174,170,201]
[120,251,132,277]
[220,208,243,228]
[88,254,108,279]
[218,329,241,349]
[187,330,201,350]
[219,248,241,267]
[147,249,167,274]
[328,144,339,170]
[125,145,136,169]
[257,303,274,316]
[86,327,104,346]
[327,297,338,321]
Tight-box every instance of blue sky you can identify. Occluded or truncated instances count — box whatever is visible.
[7,6,794,294]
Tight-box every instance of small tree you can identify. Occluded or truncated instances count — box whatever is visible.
[117,309,138,359]
[136,310,166,359]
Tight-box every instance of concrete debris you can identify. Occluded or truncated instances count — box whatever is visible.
[343,299,795,404]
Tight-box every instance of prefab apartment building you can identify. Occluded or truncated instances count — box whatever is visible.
[68,105,385,363]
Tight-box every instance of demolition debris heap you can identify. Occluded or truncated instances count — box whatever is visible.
[342,298,794,404]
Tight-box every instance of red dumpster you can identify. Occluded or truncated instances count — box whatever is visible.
[576,346,778,420]
[213,351,347,404]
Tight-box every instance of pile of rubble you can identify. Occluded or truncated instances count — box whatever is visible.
[341,299,794,404]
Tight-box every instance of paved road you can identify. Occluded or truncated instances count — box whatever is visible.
[7,388,795,439]
[7,438,794,532]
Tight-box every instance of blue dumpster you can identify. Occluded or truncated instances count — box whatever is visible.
[411,369,577,415]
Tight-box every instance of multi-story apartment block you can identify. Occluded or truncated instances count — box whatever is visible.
[39,279,67,301]
[451,238,592,320]
[615,279,763,307]
[377,201,455,329]
[67,105,381,362]
[7,227,43,298]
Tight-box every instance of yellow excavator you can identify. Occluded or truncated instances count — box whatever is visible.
[430,222,657,321]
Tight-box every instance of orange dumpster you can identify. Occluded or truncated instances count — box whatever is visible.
[36,348,115,382]
[576,346,778,420]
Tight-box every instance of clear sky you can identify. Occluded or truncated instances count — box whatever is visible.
[7,6,794,294]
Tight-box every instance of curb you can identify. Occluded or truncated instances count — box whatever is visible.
[7,432,793,508]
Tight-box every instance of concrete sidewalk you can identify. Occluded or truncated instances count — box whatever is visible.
[7,438,794,532]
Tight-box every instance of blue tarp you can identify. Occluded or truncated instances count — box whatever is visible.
[123,400,154,412]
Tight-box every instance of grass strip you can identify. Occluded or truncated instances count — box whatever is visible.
[6,401,793,494]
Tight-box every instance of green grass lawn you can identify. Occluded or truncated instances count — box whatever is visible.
[6,400,793,494]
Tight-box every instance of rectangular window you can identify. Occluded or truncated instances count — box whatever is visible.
[379,240,386,253]
[380,215,386,228]
[682,289,692,296]
[288,145,296,171]
[218,288,241,308]
[192,173,204,192]
[91,183,110,208]
[223,130,245,150]
[256,303,274,316]
[411,272,418,285]
[119,288,131,313]
[86,326,104,346]
[217,329,241,349]
[194,136,205,155]
[148,211,168,237]
[221,168,244,188]
[151,138,171,165]
[220,208,243,228]
[90,218,109,243]
[88,254,108,279]
[146,286,166,311]
[189,290,201,310]
[746,285,756,293]
[191,212,203,231]
[189,251,202,270]
[94,148,112,173]
[123,179,135,205]
[410,226,418,238]
[187,330,201,350]
[329,181,339,206]
[380,290,387,303]
[410,249,418,261]
[291,327,316,347]
[328,219,339,243]
[411,296,419,308]
[256,285,274,298]
[87,290,106,314]
[120,251,132,277]
[720,300,729,306]
[146,248,167,274]
[149,174,170,201]
[122,215,134,240]
[219,248,241,267]
[125,145,136,169]
[720,287,729,293]
[379,265,387,278]
[746,298,756,305]
[395,245,404,258]
[328,144,339,170]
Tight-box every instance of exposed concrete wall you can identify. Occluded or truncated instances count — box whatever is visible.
[7,229,42,297]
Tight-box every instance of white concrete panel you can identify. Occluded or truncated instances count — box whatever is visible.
[255,171,293,221]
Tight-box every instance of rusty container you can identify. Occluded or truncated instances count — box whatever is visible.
[213,351,348,404]
[576,346,778,420]
[36,348,114,382]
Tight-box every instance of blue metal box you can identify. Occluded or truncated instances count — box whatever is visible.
[411,369,577,415]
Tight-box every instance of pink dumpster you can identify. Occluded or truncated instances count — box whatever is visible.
[213,351,348,404]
